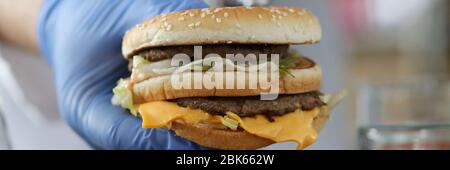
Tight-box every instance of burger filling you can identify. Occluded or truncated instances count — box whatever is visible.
[112,44,344,150]
[115,45,325,118]
[129,46,322,118]
[172,91,325,120]
[132,44,290,62]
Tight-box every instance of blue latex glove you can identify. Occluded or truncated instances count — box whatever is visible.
[38,0,209,149]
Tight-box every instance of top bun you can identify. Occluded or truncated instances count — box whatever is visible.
[122,6,322,59]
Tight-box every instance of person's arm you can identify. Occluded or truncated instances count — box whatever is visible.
[0,0,43,52]
[38,0,209,150]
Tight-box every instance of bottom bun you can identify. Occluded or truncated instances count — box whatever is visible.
[169,112,330,150]
[170,122,273,150]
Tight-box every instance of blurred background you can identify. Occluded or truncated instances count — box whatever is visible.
[0,0,449,149]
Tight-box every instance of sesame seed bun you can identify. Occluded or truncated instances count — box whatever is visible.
[122,6,322,59]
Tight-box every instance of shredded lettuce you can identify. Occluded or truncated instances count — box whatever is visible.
[326,90,348,111]
[320,94,332,104]
[318,90,348,121]
[111,78,139,116]
[279,50,303,77]
[190,63,213,72]
[319,94,333,120]
[133,55,150,69]
[222,115,239,130]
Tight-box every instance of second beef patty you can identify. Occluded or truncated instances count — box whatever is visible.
[172,91,325,119]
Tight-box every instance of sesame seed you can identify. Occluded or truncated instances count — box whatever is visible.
[251,35,256,39]
[227,41,233,44]
[298,10,307,16]
[201,8,208,12]
[188,23,195,29]
[277,22,281,26]
[195,21,201,26]
[213,40,219,43]
[161,17,167,22]
[224,12,229,17]
[214,8,221,13]
[164,22,169,26]
[235,23,241,28]
[201,13,206,18]
[278,15,283,19]
[245,6,253,9]
[283,13,288,17]
[258,14,263,19]
[166,24,172,31]
[216,18,222,23]
[189,13,195,17]
[211,14,216,19]
[178,17,185,21]
[271,9,281,14]
[288,9,295,13]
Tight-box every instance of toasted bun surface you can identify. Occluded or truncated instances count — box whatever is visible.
[170,111,329,150]
[132,65,322,102]
[122,6,322,59]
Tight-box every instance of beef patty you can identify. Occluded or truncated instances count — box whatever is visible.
[172,91,325,119]
[133,44,290,62]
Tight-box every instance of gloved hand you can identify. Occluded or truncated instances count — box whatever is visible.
[38,0,209,149]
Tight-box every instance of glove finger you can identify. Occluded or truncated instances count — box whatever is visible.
[81,92,210,150]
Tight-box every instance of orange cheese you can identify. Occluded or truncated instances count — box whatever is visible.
[139,101,320,150]
[139,101,213,128]
[226,110,319,150]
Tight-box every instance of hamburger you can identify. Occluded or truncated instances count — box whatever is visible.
[112,6,346,150]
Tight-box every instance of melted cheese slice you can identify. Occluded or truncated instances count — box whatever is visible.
[139,101,217,128]
[139,101,320,150]
[226,110,319,150]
